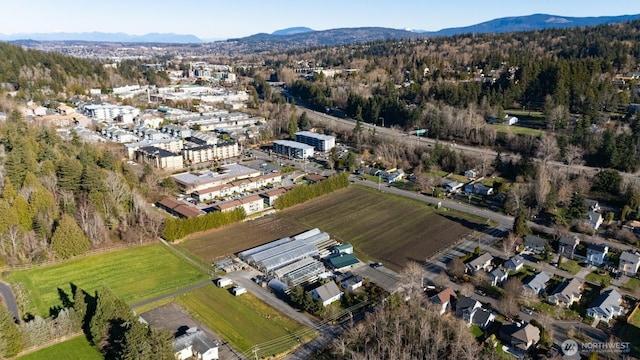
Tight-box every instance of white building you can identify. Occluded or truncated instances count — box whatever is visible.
[173,327,218,360]
[273,140,314,159]
[294,131,336,152]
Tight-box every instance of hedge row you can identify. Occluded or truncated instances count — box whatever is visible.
[162,208,246,241]
[274,172,350,210]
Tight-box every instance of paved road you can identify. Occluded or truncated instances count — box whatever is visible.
[301,105,640,180]
[0,281,19,322]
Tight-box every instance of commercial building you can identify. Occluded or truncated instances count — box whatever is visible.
[294,131,335,152]
[172,163,261,193]
[272,140,314,159]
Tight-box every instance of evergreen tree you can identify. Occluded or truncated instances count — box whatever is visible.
[0,304,23,358]
[1,178,17,204]
[512,206,529,237]
[50,214,90,259]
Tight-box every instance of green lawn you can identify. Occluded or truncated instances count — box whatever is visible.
[490,124,543,137]
[177,285,315,358]
[7,243,209,317]
[623,278,640,292]
[559,259,582,275]
[18,336,101,360]
[585,271,612,286]
[470,325,484,338]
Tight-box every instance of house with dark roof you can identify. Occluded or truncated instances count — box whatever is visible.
[586,289,623,322]
[499,322,540,353]
[336,272,363,292]
[524,235,547,253]
[523,272,550,295]
[472,308,496,329]
[587,211,604,230]
[173,327,218,360]
[430,287,457,315]
[465,253,493,274]
[309,281,343,307]
[489,267,509,286]
[558,235,580,260]
[504,255,525,272]
[547,278,583,307]
[586,243,608,266]
[455,296,482,324]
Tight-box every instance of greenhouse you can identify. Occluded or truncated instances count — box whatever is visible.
[273,257,317,279]
[291,228,321,241]
[259,244,319,272]
[282,260,326,287]
[238,237,291,260]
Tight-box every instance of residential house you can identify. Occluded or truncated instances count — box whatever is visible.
[586,199,601,212]
[327,253,359,272]
[443,180,464,193]
[464,169,477,179]
[472,308,496,329]
[587,211,604,230]
[336,272,363,292]
[499,322,540,353]
[618,251,640,276]
[586,289,623,322]
[523,272,550,295]
[430,287,457,315]
[455,296,482,324]
[524,235,547,253]
[309,281,343,307]
[465,253,493,274]
[504,255,525,272]
[558,235,580,260]
[173,327,218,360]
[586,243,608,266]
[489,267,509,286]
[463,183,494,196]
[547,278,583,307]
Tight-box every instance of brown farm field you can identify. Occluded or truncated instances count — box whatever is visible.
[180,186,486,272]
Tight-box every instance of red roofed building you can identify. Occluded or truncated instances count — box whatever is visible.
[157,197,203,219]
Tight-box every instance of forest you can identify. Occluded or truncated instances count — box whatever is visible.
[272,20,640,172]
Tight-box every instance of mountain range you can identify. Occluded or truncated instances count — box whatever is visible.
[2,13,640,44]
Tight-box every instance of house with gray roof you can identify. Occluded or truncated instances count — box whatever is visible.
[309,281,343,307]
[558,235,580,260]
[619,251,640,276]
[173,327,218,360]
[547,278,583,307]
[489,267,509,286]
[455,296,482,324]
[465,253,493,274]
[524,235,547,253]
[523,272,550,295]
[504,255,525,272]
[472,308,496,329]
[586,289,623,322]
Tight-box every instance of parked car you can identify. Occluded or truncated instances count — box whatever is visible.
[474,289,486,297]
[521,308,534,315]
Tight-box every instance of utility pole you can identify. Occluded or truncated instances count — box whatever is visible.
[253,346,258,360]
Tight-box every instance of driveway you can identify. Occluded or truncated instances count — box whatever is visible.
[0,281,19,322]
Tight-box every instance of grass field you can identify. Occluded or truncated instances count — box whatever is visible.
[7,243,209,317]
[18,336,101,360]
[490,124,544,137]
[176,286,314,358]
[182,186,484,272]
[623,278,640,292]
[559,259,582,275]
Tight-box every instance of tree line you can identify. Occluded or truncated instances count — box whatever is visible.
[162,208,246,242]
[274,172,350,210]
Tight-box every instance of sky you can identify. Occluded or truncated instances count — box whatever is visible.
[3,0,640,40]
